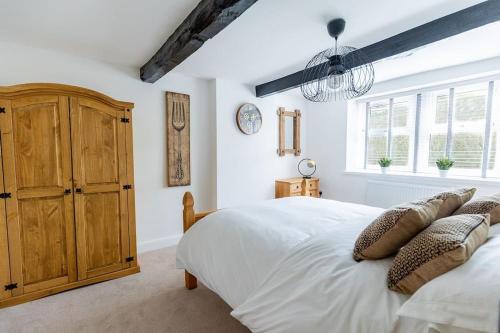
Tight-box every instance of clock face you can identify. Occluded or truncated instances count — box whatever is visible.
[236,103,262,135]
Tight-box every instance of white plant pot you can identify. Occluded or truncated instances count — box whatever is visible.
[439,169,449,178]
[381,167,390,174]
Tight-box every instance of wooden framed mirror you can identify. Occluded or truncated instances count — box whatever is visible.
[277,107,301,156]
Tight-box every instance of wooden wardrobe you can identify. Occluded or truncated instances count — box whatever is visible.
[0,83,138,308]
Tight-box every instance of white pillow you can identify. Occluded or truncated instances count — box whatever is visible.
[397,224,500,333]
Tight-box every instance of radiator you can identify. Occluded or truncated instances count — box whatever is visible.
[365,180,450,208]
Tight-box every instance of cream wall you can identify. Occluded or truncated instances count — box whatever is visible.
[0,41,217,252]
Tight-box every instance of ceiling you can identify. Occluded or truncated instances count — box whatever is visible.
[0,0,497,86]
[0,0,200,68]
[175,0,492,85]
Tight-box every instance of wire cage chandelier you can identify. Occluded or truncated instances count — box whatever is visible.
[300,18,375,102]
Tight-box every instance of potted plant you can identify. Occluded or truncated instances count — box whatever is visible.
[378,157,392,174]
[436,157,455,177]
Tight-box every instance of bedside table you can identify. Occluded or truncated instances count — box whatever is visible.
[275,177,320,198]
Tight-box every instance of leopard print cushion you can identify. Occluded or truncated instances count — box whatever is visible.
[453,193,500,225]
[353,199,442,261]
[388,214,490,294]
[431,188,476,218]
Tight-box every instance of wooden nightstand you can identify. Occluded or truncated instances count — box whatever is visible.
[275,177,320,198]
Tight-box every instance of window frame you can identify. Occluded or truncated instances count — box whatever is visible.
[364,96,416,172]
[356,77,498,180]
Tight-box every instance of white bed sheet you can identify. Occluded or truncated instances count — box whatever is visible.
[176,196,485,333]
[231,227,483,333]
[176,197,383,308]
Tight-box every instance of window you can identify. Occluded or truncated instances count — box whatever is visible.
[489,83,500,178]
[353,79,500,180]
[364,97,415,171]
[366,99,389,167]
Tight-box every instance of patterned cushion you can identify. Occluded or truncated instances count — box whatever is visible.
[453,193,500,225]
[431,188,476,219]
[353,199,442,261]
[388,214,490,294]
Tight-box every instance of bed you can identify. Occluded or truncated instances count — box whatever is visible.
[176,192,500,333]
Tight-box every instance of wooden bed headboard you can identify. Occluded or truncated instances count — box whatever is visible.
[182,192,216,290]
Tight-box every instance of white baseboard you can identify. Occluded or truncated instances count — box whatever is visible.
[137,234,182,254]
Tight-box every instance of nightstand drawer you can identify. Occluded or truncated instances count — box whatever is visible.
[291,183,302,192]
[305,190,319,198]
[305,180,318,190]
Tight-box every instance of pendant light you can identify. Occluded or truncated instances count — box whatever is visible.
[300,18,375,102]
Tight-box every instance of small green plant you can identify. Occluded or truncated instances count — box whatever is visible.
[378,157,392,168]
[436,157,455,170]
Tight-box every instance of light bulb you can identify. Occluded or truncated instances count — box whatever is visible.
[327,74,343,91]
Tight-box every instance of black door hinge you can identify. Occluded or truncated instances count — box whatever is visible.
[125,256,134,262]
[123,184,132,190]
[120,117,130,123]
[0,107,5,114]
[4,283,17,291]
[0,192,11,199]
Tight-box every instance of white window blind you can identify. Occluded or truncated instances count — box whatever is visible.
[488,81,500,178]
[365,96,415,171]
[355,79,500,179]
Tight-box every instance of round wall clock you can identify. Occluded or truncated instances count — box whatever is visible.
[236,103,262,135]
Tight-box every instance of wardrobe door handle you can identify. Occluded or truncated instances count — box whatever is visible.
[75,188,82,193]
[64,189,72,195]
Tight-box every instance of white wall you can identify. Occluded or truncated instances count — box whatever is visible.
[0,41,308,252]
[305,100,368,204]
[306,57,500,208]
[215,79,307,208]
[0,41,217,252]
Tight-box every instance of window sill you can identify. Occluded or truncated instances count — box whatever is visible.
[344,169,500,186]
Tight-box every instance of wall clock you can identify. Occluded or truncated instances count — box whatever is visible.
[236,103,262,135]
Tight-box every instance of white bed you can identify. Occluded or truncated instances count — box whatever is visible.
[176,196,498,333]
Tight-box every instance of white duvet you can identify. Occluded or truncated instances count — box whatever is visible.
[176,197,383,309]
[176,197,494,333]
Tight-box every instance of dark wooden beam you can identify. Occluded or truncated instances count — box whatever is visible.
[141,0,258,83]
[256,1,500,97]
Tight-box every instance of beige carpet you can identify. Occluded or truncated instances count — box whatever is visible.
[0,247,250,333]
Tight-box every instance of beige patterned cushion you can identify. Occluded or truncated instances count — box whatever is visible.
[353,199,442,261]
[388,214,490,294]
[432,188,476,219]
[453,193,500,225]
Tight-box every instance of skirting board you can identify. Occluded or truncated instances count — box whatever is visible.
[138,234,182,253]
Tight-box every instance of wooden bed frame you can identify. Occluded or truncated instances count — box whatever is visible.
[182,192,216,290]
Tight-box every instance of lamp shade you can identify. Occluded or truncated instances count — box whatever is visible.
[298,158,317,178]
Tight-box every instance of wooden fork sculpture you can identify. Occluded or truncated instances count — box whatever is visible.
[172,101,186,181]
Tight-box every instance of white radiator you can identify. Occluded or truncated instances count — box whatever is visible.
[365,180,451,208]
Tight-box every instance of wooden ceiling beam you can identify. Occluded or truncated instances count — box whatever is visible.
[141,0,258,83]
[255,1,500,97]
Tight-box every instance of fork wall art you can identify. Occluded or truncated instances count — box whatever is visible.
[166,91,191,186]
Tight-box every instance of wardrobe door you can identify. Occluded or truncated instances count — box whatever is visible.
[70,97,130,280]
[0,101,12,300]
[0,96,77,296]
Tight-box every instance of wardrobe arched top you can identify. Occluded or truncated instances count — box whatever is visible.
[0,83,134,110]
